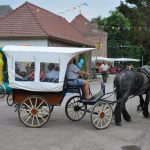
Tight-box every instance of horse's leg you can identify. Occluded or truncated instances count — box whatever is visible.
[137,95,144,112]
[122,101,131,121]
[114,103,122,126]
[114,90,125,126]
[143,91,150,118]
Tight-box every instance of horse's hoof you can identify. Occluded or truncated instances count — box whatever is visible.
[126,118,131,122]
[116,122,122,126]
[143,112,150,118]
[144,115,150,118]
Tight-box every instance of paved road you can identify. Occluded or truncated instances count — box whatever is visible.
[0,75,150,150]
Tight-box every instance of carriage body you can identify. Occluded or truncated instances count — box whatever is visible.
[2,46,113,129]
[3,46,94,104]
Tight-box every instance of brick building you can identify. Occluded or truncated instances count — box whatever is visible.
[71,14,108,57]
[0,2,92,48]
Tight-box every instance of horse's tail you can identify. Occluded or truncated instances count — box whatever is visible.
[113,74,123,100]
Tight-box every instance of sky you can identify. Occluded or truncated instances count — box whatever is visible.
[0,0,126,22]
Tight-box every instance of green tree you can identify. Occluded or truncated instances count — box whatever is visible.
[97,10,133,58]
[117,0,150,64]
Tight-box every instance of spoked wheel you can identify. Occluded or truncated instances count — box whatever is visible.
[0,84,6,98]
[7,94,14,106]
[18,95,51,128]
[65,96,87,121]
[91,101,113,129]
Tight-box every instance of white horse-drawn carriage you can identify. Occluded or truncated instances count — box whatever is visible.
[1,45,113,129]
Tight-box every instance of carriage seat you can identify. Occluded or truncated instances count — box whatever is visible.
[64,79,82,95]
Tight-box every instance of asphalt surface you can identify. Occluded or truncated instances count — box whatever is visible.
[0,74,150,150]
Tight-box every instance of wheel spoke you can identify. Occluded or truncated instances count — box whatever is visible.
[76,112,80,118]
[21,112,30,117]
[29,98,33,108]
[105,112,112,116]
[41,106,49,113]
[37,113,46,122]
[68,101,75,107]
[102,104,107,112]
[36,116,40,126]
[100,119,103,128]
[103,117,109,126]
[37,100,44,109]
[102,118,107,126]
[74,111,78,119]
[104,107,111,113]
[38,111,49,116]
[78,110,84,116]
[67,104,75,108]
[25,115,32,123]
[35,97,38,108]
[31,116,35,126]
[73,99,78,106]
[93,116,99,123]
[96,118,101,128]
[23,102,32,109]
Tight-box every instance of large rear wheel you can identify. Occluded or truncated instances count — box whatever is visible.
[18,95,52,128]
[65,96,87,121]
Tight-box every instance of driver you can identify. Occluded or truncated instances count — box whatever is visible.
[66,58,93,100]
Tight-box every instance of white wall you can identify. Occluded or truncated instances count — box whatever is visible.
[0,39,48,47]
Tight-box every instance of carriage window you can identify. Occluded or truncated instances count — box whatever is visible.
[15,62,35,81]
[40,62,59,83]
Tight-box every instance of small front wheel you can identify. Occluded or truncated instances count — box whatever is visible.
[65,96,87,121]
[91,101,113,129]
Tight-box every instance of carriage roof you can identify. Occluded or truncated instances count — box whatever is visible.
[3,46,95,92]
[3,45,94,54]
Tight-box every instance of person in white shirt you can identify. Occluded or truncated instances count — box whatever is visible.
[100,62,109,83]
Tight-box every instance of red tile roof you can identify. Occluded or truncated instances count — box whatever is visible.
[71,14,92,35]
[0,16,3,20]
[0,2,92,46]
[71,14,107,47]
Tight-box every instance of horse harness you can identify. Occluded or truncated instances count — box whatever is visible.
[135,67,150,94]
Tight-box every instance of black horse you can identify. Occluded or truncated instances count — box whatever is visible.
[113,66,150,126]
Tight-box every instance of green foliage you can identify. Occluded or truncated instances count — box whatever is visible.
[117,0,150,64]
[97,10,133,58]
[96,0,150,65]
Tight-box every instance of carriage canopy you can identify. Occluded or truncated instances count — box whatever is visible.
[3,46,95,92]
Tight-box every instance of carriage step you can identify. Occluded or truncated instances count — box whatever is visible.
[81,97,95,103]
